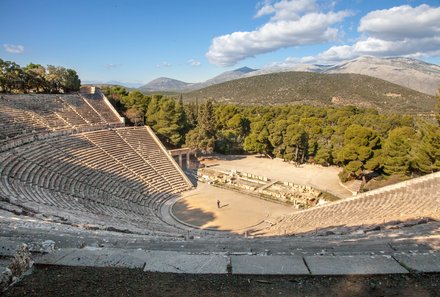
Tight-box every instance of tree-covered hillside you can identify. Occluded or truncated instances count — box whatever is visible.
[183,72,436,114]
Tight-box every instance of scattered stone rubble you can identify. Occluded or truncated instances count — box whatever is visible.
[198,168,322,208]
[0,243,33,292]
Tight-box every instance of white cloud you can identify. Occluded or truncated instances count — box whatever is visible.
[255,0,317,21]
[105,63,121,70]
[353,36,440,57]
[359,4,440,40]
[156,61,172,68]
[254,4,275,19]
[187,59,201,66]
[3,44,24,54]
[289,4,440,64]
[315,45,358,62]
[206,0,351,67]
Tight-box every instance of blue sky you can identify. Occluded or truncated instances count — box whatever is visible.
[1,0,439,85]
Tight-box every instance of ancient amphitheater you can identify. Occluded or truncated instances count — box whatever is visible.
[0,88,439,291]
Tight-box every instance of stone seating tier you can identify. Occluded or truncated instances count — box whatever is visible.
[0,94,123,143]
[0,126,193,235]
[259,171,440,236]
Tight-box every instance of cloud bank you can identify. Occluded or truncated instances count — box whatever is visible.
[288,4,440,65]
[206,0,351,66]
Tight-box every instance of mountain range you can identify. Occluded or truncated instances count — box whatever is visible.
[137,56,440,96]
[138,67,258,93]
[82,80,143,89]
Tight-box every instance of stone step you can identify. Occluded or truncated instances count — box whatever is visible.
[30,248,440,275]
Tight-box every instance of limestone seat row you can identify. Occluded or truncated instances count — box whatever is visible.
[0,127,192,235]
[260,172,440,236]
[0,94,122,143]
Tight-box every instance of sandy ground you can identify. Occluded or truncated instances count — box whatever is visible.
[202,154,352,198]
[172,154,353,233]
[173,183,295,233]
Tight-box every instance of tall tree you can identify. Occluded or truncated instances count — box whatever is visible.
[154,98,182,147]
[283,123,307,163]
[175,95,189,138]
[45,65,64,93]
[185,100,216,155]
[299,117,323,156]
[215,106,249,154]
[46,65,79,93]
[0,59,24,93]
[184,101,198,130]
[125,108,145,126]
[23,63,48,92]
[145,95,161,126]
[335,124,381,180]
[63,69,81,92]
[412,121,440,174]
[102,86,128,113]
[268,119,288,158]
[382,127,417,176]
[243,120,272,156]
[121,90,150,125]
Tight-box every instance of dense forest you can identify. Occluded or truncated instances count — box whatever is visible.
[103,86,440,185]
[0,59,80,93]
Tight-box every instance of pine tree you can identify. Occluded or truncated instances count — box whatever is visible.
[382,127,417,176]
[154,98,181,147]
[175,95,188,140]
[145,95,160,126]
[243,120,272,156]
[185,100,216,155]
[184,102,198,130]
[284,123,307,163]
[335,124,381,179]
[413,121,440,174]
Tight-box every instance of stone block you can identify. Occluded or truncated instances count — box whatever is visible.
[394,253,440,273]
[231,255,309,275]
[305,255,408,275]
[143,251,227,274]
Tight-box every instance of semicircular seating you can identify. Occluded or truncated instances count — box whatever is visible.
[0,93,192,236]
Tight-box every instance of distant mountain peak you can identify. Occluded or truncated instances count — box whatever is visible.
[201,66,259,86]
[138,66,259,92]
[138,77,192,92]
[234,66,257,73]
[324,56,440,95]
